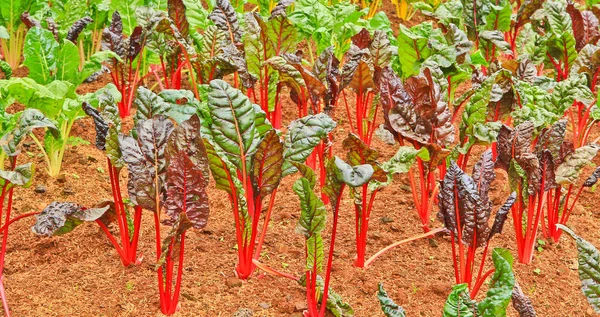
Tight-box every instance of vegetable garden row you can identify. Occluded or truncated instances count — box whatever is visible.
[1,0,600,315]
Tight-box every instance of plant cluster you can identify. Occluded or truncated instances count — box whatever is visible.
[1,0,600,316]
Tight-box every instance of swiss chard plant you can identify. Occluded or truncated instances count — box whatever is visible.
[202,79,336,279]
[251,159,361,317]
[144,0,195,91]
[0,77,118,177]
[0,108,57,317]
[437,151,516,297]
[342,133,442,268]
[0,0,42,69]
[243,6,299,128]
[81,93,143,267]
[532,119,599,243]
[102,10,156,118]
[496,120,600,263]
[120,114,210,315]
[293,159,362,317]
[342,29,392,146]
[441,248,515,317]
[379,66,455,233]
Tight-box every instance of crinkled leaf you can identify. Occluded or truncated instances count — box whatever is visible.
[282,113,336,176]
[0,108,58,156]
[209,0,242,45]
[82,102,108,151]
[0,163,34,187]
[120,116,175,212]
[556,225,600,313]
[512,281,537,317]
[442,284,475,317]
[164,151,210,229]
[32,202,110,236]
[555,145,600,185]
[377,283,406,317]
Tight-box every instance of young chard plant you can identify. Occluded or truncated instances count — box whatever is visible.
[532,120,600,243]
[0,108,57,317]
[120,114,210,315]
[102,11,155,118]
[81,93,144,267]
[342,133,441,268]
[438,151,516,297]
[0,0,40,69]
[293,159,362,317]
[342,29,392,145]
[442,248,515,317]
[202,79,335,279]
[497,120,600,262]
[379,66,455,232]
[495,121,543,264]
[243,6,299,128]
[145,0,195,91]
[0,76,118,177]
[251,159,363,316]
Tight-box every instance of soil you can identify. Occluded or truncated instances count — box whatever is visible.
[2,7,599,317]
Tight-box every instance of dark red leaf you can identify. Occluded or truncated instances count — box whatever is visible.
[251,130,284,200]
[165,151,210,229]
[351,28,372,49]
[20,12,40,29]
[512,281,537,317]
[169,0,189,39]
[82,102,109,151]
[66,17,93,43]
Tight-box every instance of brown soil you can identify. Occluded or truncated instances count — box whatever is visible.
[2,8,600,317]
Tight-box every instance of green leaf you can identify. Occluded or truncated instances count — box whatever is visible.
[0,163,34,188]
[479,30,513,56]
[294,177,327,238]
[558,224,600,313]
[282,113,336,176]
[23,27,58,84]
[477,248,515,317]
[397,23,433,78]
[369,146,429,191]
[443,284,475,317]
[331,156,374,187]
[555,145,600,185]
[207,79,261,169]
[111,0,142,35]
[0,108,58,156]
[183,0,211,30]
[294,177,326,272]
[291,162,317,189]
[377,283,406,317]
[484,0,511,32]
[55,40,81,84]
[106,126,124,168]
